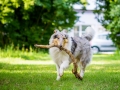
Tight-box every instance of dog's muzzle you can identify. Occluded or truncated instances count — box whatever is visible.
[59,45,63,50]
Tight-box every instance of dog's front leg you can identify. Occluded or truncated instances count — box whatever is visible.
[56,64,60,80]
[59,60,69,77]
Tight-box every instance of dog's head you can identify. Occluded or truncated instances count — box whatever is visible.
[49,29,69,48]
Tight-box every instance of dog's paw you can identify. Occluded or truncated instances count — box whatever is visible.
[59,70,64,77]
[56,76,60,81]
[59,73,63,77]
[78,75,83,80]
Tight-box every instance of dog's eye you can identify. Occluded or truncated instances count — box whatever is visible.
[54,35,57,39]
[57,37,59,39]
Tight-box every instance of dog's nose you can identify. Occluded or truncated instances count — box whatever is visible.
[59,45,62,50]
[60,45,62,48]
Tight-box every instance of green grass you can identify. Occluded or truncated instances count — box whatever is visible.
[0,46,51,60]
[0,48,120,90]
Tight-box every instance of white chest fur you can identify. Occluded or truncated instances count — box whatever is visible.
[49,47,70,65]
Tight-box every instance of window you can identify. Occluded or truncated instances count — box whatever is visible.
[98,34,110,40]
[82,25,91,35]
[74,26,79,36]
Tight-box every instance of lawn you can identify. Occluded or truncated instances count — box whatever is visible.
[0,50,120,90]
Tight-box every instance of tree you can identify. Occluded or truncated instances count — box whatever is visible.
[94,0,120,49]
[0,0,86,49]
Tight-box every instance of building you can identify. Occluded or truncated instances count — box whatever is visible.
[69,2,106,37]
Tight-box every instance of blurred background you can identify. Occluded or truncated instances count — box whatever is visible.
[0,1,120,89]
[0,0,120,53]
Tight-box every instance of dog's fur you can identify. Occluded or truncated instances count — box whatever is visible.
[49,27,95,80]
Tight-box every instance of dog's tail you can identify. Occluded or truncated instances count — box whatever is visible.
[83,27,95,41]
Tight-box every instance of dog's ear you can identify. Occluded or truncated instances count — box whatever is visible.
[65,34,68,39]
[62,29,68,34]
[54,29,59,33]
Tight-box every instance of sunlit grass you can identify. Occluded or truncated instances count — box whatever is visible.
[0,57,54,65]
[0,59,120,90]
[0,48,120,90]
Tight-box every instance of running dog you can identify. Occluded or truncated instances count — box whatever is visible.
[49,27,95,80]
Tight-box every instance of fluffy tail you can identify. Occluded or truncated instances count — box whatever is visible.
[83,27,95,41]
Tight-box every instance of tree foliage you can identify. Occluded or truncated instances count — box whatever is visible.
[94,0,120,49]
[0,0,84,49]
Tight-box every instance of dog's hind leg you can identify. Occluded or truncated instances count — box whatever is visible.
[56,64,61,80]
[79,61,86,79]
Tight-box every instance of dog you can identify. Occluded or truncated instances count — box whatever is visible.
[49,27,95,80]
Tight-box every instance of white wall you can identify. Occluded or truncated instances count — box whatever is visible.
[68,10,106,37]
[70,1,106,37]
[76,11,100,25]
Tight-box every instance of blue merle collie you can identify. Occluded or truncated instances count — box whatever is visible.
[49,27,95,80]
